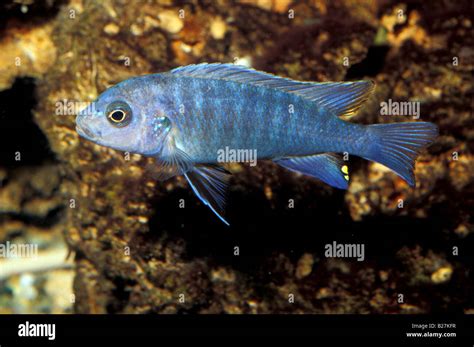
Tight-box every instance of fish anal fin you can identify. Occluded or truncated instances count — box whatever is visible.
[275,153,349,189]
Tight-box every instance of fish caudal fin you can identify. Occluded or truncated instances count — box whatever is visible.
[184,165,231,226]
[364,122,438,186]
[275,153,349,189]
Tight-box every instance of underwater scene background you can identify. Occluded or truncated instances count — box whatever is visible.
[0,0,472,314]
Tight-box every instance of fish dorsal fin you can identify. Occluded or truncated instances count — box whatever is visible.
[170,63,374,118]
[295,80,375,118]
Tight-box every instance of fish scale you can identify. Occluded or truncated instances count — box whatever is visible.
[175,77,326,160]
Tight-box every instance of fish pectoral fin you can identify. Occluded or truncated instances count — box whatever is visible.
[154,144,193,181]
[184,165,231,226]
[275,153,349,189]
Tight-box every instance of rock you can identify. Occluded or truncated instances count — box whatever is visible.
[130,23,144,36]
[431,267,453,284]
[158,10,183,34]
[0,23,56,91]
[238,0,292,13]
[210,17,227,40]
[103,23,120,35]
[295,253,314,279]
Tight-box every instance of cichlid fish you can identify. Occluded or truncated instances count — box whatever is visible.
[75,63,438,225]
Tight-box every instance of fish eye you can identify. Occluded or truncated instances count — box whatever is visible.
[106,101,132,127]
[109,109,126,122]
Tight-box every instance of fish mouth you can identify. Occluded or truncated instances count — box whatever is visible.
[75,124,96,140]
[75,112,100,140]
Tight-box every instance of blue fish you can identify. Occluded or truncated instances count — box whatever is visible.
[75,63,438,225]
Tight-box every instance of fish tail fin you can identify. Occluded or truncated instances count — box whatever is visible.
[363,122,438,186]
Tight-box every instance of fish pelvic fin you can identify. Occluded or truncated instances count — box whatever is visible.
[364,122,438,186]
[184,165,231,226]
[275,153,349,189]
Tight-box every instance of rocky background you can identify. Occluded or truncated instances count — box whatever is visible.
[0,0,472,314]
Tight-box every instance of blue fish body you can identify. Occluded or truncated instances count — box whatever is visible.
[163,77,365,160]
[76,63,438,225]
